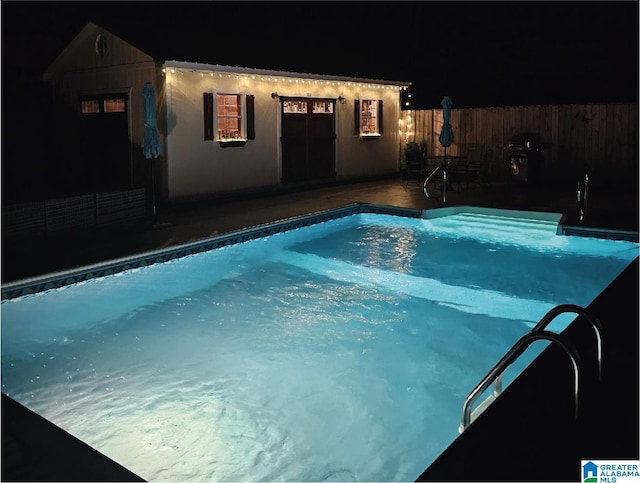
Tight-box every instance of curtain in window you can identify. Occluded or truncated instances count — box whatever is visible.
[354,99,360,135]
[203,93,214,140]
[378,100,384,135]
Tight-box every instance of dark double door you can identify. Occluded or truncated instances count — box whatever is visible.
[281,98,336,183]
[79,94,131,192]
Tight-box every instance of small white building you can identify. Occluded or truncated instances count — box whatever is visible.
[44,22,411,203]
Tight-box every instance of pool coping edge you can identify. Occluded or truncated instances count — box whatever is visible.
[3,203,637,300]
[1,203,420,300]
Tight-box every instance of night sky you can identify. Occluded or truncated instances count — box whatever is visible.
[2,1,638,110]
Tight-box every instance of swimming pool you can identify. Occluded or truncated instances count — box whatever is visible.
[2,206,638,481]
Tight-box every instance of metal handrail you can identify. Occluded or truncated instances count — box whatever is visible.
[459,330,581,433]
[489,304,603,404]
[532,304,603,381]
[578,173,590,221]
[422,166,441,199]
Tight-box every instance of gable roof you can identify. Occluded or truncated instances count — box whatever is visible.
[42,21,157,80]
[43,21,411,88]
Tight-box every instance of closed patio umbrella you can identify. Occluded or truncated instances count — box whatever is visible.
[438,96,454,204]
[142,82,162,222]
[143,82,162,159]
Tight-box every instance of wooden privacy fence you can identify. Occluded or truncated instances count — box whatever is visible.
[2,189,147,240]
[401,103,638,186]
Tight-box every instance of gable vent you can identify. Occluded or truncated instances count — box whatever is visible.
[95,34,107,57]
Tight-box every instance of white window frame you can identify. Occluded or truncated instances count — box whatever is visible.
[360,99,380,137]
[216,93,247,142]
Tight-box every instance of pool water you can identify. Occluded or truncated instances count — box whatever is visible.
[2,213,637,481]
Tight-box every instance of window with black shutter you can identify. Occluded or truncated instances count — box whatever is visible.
[203,93,255,146]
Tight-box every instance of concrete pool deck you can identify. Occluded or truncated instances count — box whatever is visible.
[2,176,638,283]
[1,176,638,481]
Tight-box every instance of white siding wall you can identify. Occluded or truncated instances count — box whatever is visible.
[164,68,403,200]
[165,71,279,199]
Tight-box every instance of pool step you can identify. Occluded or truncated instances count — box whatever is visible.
[277,249,553,323]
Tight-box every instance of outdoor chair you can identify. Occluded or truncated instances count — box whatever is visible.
[451,146,487,191]
[402,142,428,190]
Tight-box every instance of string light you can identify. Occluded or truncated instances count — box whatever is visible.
[164,67,408,91]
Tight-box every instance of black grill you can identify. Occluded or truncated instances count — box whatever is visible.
[506,133,541,182]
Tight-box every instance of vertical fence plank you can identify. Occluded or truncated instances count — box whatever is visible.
[605,104,616,167]
[589,104,600,174]
[493,107,503,178]
[570,105,583,171]
[560,105,572,173]
[526,105,535,133]
[596,105,604,168]
[619,103,631,169]
[629,104,638,170]
[418,110,427,145]
[585,104,596,172]
[550,105,559,165]
[434,109,443,156]
[498,107,507,178]
[430,109,435,157]
[613,103,622,166]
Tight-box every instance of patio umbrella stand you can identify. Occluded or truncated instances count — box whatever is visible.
[142,82,170,229]
[423,96,455,205]
[438,96,454,205]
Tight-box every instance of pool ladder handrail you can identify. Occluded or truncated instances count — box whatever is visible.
[423,166,441,200]
[459,304,602,433]
[531,303,603,381]
[459,330,580,434]
[489,304,603,402]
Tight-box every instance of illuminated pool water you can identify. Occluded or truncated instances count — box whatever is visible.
[2,211,638,481]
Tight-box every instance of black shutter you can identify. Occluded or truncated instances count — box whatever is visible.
[354,99,360,135]
[203,93,214,140]
[378,100,384,135]
[246,94,255,140]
